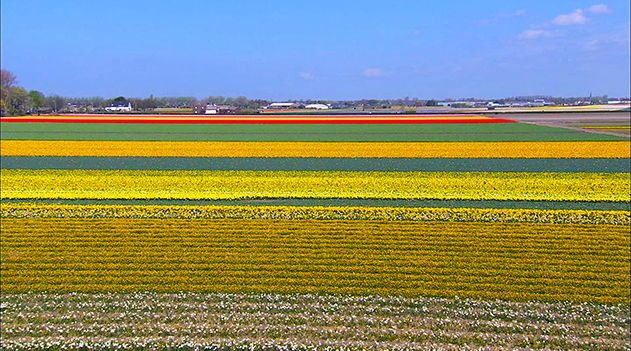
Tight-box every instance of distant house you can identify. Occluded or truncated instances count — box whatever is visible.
[330,103,346,109]
[305,104,330,110]
[105,101,132,112]
[193,104,240,114]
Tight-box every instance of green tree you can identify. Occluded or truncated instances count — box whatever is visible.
[29,90,45,108]
[9,86,30,115]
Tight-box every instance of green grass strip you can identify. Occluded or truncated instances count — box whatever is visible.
[2,156,629,173]
[2,122,577,134]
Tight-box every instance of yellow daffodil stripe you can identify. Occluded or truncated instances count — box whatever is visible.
[2,218,628,303]
[1,140,629,158]
[2,170,629,202]
[2,202,628,225]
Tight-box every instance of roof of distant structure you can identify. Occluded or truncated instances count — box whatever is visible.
[110,101,130,107]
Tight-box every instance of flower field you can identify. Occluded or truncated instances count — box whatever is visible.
[1,114,629,350]
[2,140,630,157]
[0,114,515,124]
[2,170,629,202]
[3,293,628,351]
[2,217,629,304]
[3,202,628,224]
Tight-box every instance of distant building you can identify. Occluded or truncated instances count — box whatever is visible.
[265,102,302,110]
[305,104,330,110]
[105,101,132,112]
[608,99,631,105]
[193,104,240,114]
[330,102,347,109]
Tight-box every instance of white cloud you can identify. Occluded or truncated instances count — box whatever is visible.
[519,29,561,40]
[583,39,600,51]
[588,4,612,14]
[496,9,526,18]
[552,9,588,26]
[299,71,314,80]
[362,68,384,77]
[518,4,612,40]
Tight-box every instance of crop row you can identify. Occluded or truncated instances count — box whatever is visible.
[2,170,629,202]
[0,115,511,124]
[7,131,621,142]
[2,202,629,225]
[1,292,629,351]
[2,140,629,158]
[2,218,629,303]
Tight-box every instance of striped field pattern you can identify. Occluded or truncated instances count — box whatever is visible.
[1,113,629,350]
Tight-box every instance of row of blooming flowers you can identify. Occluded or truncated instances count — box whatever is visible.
[2,217,628,303]
[2,203,628,225]
[2,170,629,202]
[2,140,629,158]
[1,292,629,350]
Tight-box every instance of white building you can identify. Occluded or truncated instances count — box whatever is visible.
[266,102,300,109]
[204,104,240,114]
[105,101,132,112]
[305,104,330,110]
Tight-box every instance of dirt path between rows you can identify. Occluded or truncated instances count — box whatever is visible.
[492,112,630,138]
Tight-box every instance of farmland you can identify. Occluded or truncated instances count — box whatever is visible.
[1,113,630,350]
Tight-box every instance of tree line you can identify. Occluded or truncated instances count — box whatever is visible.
[1,69,623,116]
[0,70,272,115]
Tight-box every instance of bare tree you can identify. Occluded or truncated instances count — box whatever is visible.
[1,69,19,104]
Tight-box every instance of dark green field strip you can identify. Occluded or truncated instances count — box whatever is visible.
[3,156,629,172]
[0,121,579,134]
[3,198,629,211]
[4,131,625,141]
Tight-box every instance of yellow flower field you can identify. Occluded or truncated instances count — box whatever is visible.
[2,202,629,225]
[2,218,628,303]
[2,169,629,202]
[1,140,629,158]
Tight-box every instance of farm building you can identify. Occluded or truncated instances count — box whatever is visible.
[266,102,302,110]
[105,101,132,112]
[193,104,240,114]
[305,104,330,110]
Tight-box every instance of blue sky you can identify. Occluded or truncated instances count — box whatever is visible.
[1,0,629,100]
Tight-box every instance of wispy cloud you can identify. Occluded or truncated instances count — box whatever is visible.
[551,9,588,26]
[362,68,384,77]
[588,4,613,14]
[299,71,314,80]
[470,10,525,26]
[518,4,613,40]
[496,9,526,18]
[519,29,562,40]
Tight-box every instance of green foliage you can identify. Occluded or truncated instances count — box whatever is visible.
[28,90,44,108]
